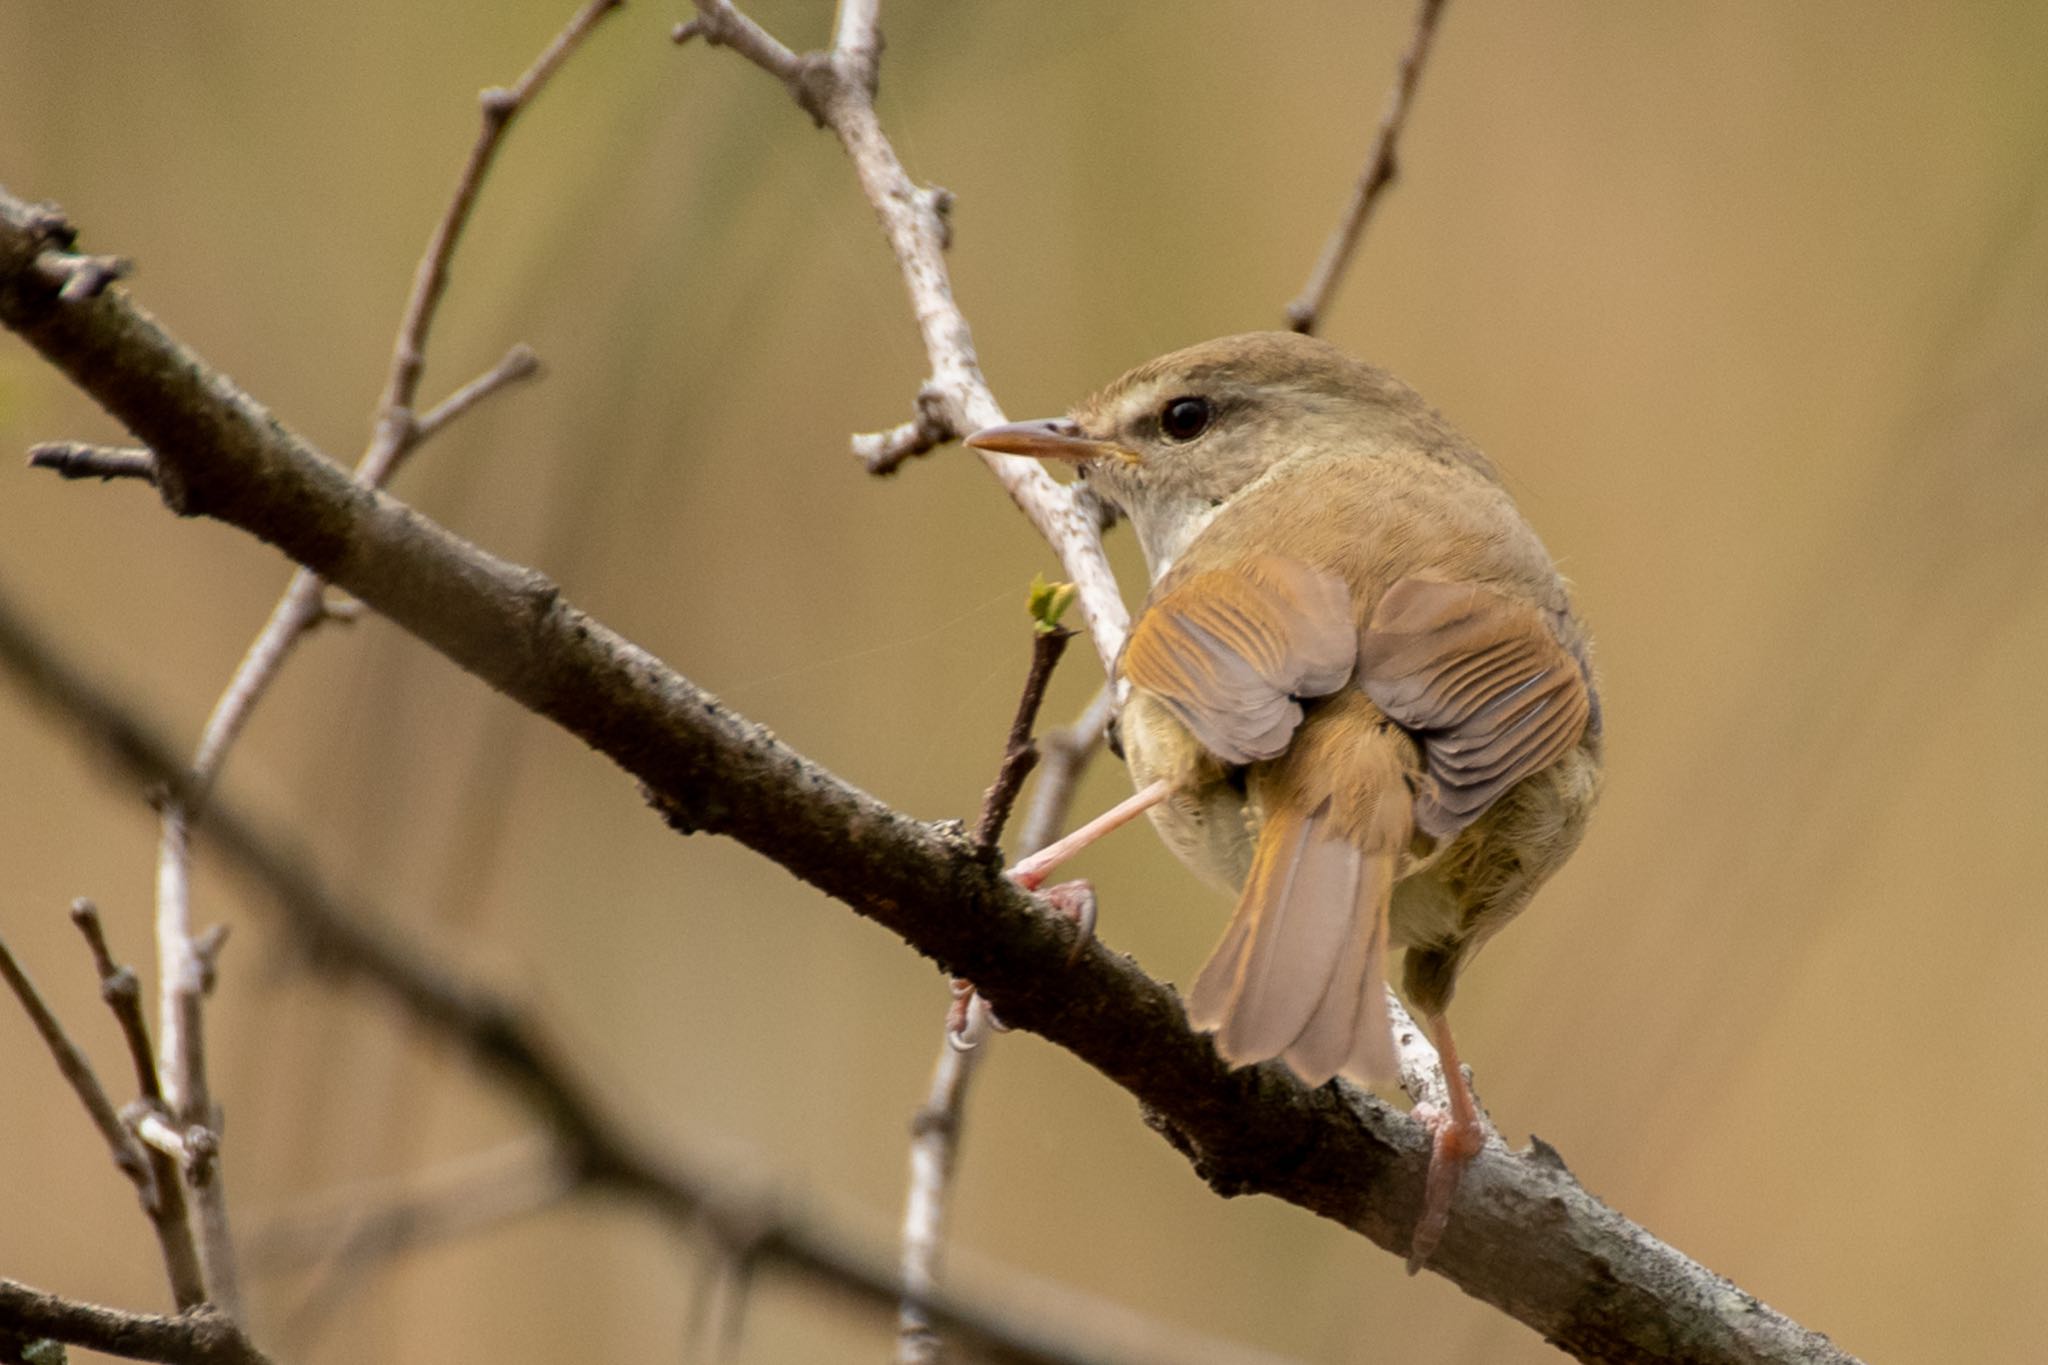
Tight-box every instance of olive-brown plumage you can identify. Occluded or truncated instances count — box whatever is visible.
[969,332,1601,1266]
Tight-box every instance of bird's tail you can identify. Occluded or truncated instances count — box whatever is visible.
[1186,715,1414,1087]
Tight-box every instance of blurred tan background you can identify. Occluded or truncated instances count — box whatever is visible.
[4,1,2047,1361]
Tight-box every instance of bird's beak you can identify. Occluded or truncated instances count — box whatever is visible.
[966,418,1134,465]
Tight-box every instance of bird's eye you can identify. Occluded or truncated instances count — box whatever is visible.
[1160,396,1211,442]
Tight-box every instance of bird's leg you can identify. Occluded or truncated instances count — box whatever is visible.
[1406,1012,1487,1273]
[948,783,1170,1046]
[1006,779,1173,891]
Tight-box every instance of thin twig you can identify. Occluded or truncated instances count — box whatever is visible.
[972,627,1073,850]
[1284,0,1449,334]
[677,0,1131,681]
[26,441,157,483]
[32,246,130,301]
[0,932,156,1205]
[151,802,237,1316]
[70,899,164,1102]
[410,342,542,446]
[1015,690,1113,857]
[896,1037,980,1365]
[0,1278,269,1365]
[851,382,957,475]
[139,2,622,1318]
[369,0,619,473]
[902,676,1100,1365]
[66,899,210,1310]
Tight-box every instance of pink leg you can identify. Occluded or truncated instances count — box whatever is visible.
[1407,1013,1486,1273]
[1007,779,1173,891]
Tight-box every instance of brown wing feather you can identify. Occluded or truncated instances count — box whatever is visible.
[1358,577,1592,839]
[1121,555,1355,765]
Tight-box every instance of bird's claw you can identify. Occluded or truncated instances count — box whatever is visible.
[1033,878,1098,965]
[946,978,1000,1050]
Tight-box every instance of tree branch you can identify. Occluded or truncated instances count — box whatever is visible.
[677,0,1130,681]
[0,190,1857,1361]
[0,1279,267,1365]
[66,899,211,1311]
[0,931,158,1213]
[1284,0,1449,334]
[26,441,157,483]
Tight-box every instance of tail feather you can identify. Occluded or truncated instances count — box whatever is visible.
[1188,798,1403,1087]
[1284,846,1399,1085]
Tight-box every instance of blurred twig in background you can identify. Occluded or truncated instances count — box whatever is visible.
[1285,0,1449,335]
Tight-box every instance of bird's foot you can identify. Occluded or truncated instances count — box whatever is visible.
[946,977,1001,1050]
[948,879,1099,1048]
[1406,1100,1485,1274]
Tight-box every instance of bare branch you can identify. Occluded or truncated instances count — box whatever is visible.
[64,900,212,1310]
[677,1,1131,680]
[897,1035,981,1365]
[0,1278,268,1365]
[151,802,237,1316]
[33,244,130,302]
[69,900,163,1102]
[123,4,620,1318]
[972,625,1072,851]
[1015,689,1113,857]
[676,2,808,94]
[0,187,1860,1364]
[27,441,157,483]
[368,0,621,475]
[851,381,957,476]
[1284,0,1449,334]
[410,342,542,446]
[0,932,156,1205]
[905,614,1082,1363]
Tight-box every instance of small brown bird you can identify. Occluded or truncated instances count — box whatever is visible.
[969,332,1601,1266]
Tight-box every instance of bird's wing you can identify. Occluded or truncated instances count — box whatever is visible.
[1120,555,1356,765]
[1358,576,1593,840]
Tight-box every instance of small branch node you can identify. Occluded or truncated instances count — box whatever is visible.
[23,202,78,248]
[183,1125,221,1182]
[192,925,230,995]
[851,383,959,475]
[33,247,130,302]
[921,185,955,251]
[479,86,519,122]
[133,1107,191,1164]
